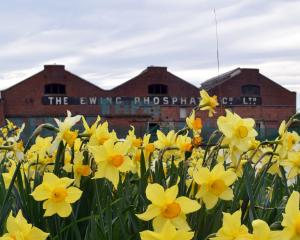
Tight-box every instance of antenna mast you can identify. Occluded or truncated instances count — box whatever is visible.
[214,8,220,75]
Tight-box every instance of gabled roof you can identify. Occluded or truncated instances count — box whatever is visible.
[109,66,199,91]
[1,65,105,92]
[201,68,242,90]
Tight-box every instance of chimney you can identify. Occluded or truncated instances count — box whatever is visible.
[147,66,167,71]
[43,65,66,80]
[44,64,65,71]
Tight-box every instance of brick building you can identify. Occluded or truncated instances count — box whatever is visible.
[0,65,297,138]
[201,68,296,138]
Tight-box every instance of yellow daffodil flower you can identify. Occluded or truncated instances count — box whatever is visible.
[175,134,193,161]
[82,115,101,136]
[0,211,48,240]
[131,134,155,176]
[217,110,257,161]
[186,110,203,133]
[154,130,176,150]
[210,210,252,240]
[281,151,300,179]
[192,135,203,147]
[26,136,53,166]
[63,152,91,187]
[126,126,143,149]
[280,191,300,239]
[2,161,17,189]
[136,183,200,231]
[252,219,281,240]
[199,89,219,117]
[50,110,81,152]
[278,131,300,159]
[193,163,237,209]
[142,133,155,160]
[88,121,117,146]
[140,220,194,240]
[89,139,132,188]
[31,173,82,217]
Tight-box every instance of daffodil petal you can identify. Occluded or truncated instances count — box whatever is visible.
[65,187,82,203]
[175,197,200,214]
[136,204,160,221]
[31,184,51,201]
[146,183,166,206]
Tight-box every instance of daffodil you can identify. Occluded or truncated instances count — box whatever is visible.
[217,110,257,162]
[186,110,203,133]
[175,134,193,161]
[0,211,48,240]
[279,191,300,239]
[50,110,81,152]
[193,163,237,209]
[2,161,17,189]
[142,133,155,160]
[131,134,155,176]
[252,219,281,240]
[26,136,53,166]
[31,173,82,217]
[63,152,91,187]
[88,121,117,146]
[126,126,143,149]
[281,151,300,179]
[140,220,194,240]
[278,131,300,159]
[229,160,247,178]
[155,130,176,150]
[199,89,219,117]
[89,139,132,188]
[210,210,252,240]
[136,183,200,231]
[82,115,101,136]
[191,135,203,147]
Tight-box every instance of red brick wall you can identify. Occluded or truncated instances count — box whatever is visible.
[109,66,199,97]
[0,101,4,124]
[0,66,296,136]
[0,65,199,130]
[207,69,296,129]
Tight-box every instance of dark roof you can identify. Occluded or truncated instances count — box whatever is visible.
[201,68,242,90]
[109,65,199,91]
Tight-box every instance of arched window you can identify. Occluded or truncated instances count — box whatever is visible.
[241,84,260,96]
[44,84,66,95]
[148,84,168,94]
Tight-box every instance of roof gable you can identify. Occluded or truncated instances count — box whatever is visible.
[109,66,199,92]
[200,68,242,90]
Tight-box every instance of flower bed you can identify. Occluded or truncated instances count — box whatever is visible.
[0,90,299,240]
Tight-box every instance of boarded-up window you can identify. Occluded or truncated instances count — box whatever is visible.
[241,85,260,96]
[44,84,66,94]
[148,84,168,94]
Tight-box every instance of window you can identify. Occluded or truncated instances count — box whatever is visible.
[148,123,160,141]
[179,108,188,119]
[44,84,66,95]
[241,85,260,96]
[148,84,168,94]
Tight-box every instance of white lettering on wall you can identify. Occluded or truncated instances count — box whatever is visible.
[89,97,97,104]
[153,97,160,105]
[116,97,122,104]
[134,97,140,104]
[163,97,169,105]
[80,97,87,105]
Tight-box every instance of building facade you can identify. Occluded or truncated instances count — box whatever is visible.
[0,65,297,138]
[201,68,297,138]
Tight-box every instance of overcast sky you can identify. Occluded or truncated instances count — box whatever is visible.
[0,0,299,107]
